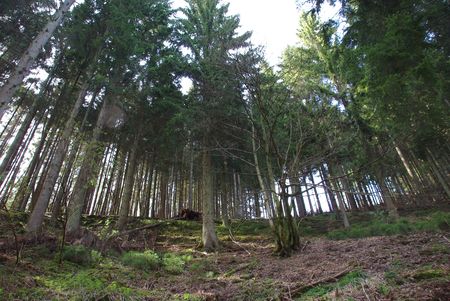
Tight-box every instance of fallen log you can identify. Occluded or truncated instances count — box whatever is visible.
[106,221,166,241]
[286,266,354,298]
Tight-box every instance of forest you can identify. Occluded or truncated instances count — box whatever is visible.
[0,0,449,300]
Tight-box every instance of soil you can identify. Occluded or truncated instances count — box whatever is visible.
[1,221,449,300]
[144,232,450,300]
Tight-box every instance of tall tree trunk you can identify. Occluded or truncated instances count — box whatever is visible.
[158,171,168,219]
[320,165,338,213]
[26,81,89,233]
[65,92,111,235]
[338,165,358,211]
[376,168,399,219]
[10,121,49,211]
[117,137,139,230]
[0,104,37,186]
[328,164,350,228]
[254,191,261,218]
[0,0,76,117]
[221,161,230,227]
[188,139,194,209]
[426,148,450,199]
[201,149,219,252]
[50,142,80,223]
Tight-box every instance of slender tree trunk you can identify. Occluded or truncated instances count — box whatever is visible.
[338,165,358,211]
[11,121,49,211]
[188,139,194,209]
[0,0,76,117]
[65,92,111,235]
[221,161,230,227]
[376,168,399,219]
[0,107,22,154]
[310,172,323,214]
[26,81,89,233]
[158,171,168,219]
[117,137,139,229]
[426,148,450,199]
[328,164,350,228]
[320,165,338,213]
[254,191,261,218]
[51,142,80,222]
[0,104,37,186]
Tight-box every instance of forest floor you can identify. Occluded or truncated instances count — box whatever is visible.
[0,210,449,300]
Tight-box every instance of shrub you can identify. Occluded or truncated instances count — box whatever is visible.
[62,245,93,266]
[121,250,160,271]
[162,253,192,274]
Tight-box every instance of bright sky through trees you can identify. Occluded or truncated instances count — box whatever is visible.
[173,0,337,65]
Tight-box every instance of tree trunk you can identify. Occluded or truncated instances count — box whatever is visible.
[376,168,399,219]
[0,0,76,118]
[117,137,139,230]
[158,171,168,219]
[0,104,37,186]
[338,165,358,211]
[221,161,230,227]
[65,92,111,235]
[201,149,219,252]
[26,81,89,233]
[426,148,450,199]
[320,165,338,213]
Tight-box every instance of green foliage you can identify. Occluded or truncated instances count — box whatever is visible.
[62,245,94,266]
[327,212,450,240]
[216,219,271,237]
[121,250,160,271]
[298,270,365,299]
[412,267,447,281]
[378,283,391,296]
[384,260,405,285]
[173,293,204,301]
[162,253,192,274]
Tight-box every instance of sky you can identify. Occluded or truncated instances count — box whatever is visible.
[223,0,300,66]
[173,0,338,66]
[173,0,299,66]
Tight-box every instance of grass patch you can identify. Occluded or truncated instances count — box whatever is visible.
[297,270,366,300]
[217,219,271,238]
[121,250,192,274]
[62,245,97,266]
[121,250,160,271]
[412,267,447,281]
[327,212,450,240]
[237,279,281,301]
[162,253,192,274]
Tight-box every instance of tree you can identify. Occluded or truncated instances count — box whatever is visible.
[177,0,251,252]
[0,0,77,118]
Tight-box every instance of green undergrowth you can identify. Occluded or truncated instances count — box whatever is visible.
[62,245,102,266]
[1,257,157,300]
[296,270,366,300]
[327,211,450,240]
[121,250,192,274]
[381,260,450,296]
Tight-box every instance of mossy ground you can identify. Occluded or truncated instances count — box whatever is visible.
[0,209,449,300]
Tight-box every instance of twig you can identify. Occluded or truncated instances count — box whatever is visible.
[300,240,309,252]
[228,227,251,255]
[106,222,165,240]
[361,280,371,301]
